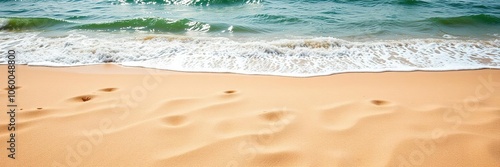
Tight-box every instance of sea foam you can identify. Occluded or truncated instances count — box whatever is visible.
[0,32,499,77]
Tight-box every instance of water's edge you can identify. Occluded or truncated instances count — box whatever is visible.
[1,32,498,77]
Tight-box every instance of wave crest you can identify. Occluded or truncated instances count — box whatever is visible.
[430,14,500,26]
[0,17,70,31]
[75,18,212,32]
[0,17,262,33]
[116,0,261,6]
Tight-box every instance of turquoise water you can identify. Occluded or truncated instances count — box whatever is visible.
[0,0,499,76]
[1,0,499,38]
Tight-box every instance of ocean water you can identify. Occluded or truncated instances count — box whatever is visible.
[0,0,499,76]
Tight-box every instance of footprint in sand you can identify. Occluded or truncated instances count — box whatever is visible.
[70,95,95,102]
[259,110,288,122]
[3,86,21,90]
[370,100,390,106]
[99,88,118,92]
[162,115,189,127]
[224,90,237,94]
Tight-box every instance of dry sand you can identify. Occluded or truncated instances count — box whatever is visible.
[1,64,499,166]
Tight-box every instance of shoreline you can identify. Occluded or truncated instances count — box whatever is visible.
[2,33,499,77]
[5,63,500,77]
[1,65,499,166]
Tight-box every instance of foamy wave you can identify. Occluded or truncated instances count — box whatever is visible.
[0,18,8,29]
[0,32,499,77]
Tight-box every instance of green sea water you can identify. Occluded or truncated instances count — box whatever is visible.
[1,0,499,39]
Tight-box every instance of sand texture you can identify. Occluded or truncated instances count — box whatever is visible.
[1,65,499,167]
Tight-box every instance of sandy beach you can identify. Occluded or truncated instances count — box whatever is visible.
[0,64,499,166]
